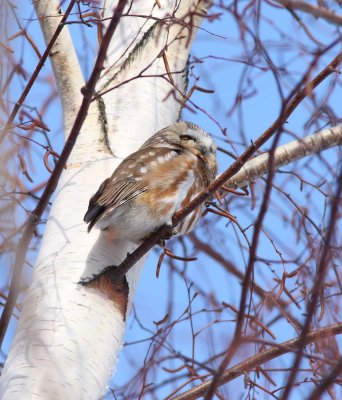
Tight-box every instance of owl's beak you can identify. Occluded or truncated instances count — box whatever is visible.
[199,146,207,155]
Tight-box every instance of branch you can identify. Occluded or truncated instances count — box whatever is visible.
[274,0,342,26]
[86,51,342,287]
[0,0,78,145]
[0,0,128,349]
[168,323,342,400]
[226,124,342,190]
[33,0,85,134]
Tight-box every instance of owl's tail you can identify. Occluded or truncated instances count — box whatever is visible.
[84,203,105,232]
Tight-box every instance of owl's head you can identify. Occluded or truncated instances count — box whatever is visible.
[143,121,217,179]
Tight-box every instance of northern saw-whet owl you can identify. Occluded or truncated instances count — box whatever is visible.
[84,122,217,242]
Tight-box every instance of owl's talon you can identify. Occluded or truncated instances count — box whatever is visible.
[160,226,175,242]
[157,238,166,248]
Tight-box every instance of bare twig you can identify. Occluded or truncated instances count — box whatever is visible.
[168,323,342,400]
[274,0,342,26]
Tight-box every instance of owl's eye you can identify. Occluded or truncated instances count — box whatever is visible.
[180,135,194,141]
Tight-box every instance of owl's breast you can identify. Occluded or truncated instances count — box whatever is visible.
[136,154,207,236]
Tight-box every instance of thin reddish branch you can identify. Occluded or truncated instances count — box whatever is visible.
[274,0,342,26]
[43,148,66,174]
[0,0,129,348]
[222,303,276,340]
[168,323,342,400]
[0,0,77,145]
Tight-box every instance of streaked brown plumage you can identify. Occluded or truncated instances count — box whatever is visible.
[84,121,217,242]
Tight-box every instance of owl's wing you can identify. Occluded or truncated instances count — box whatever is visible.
[84,177,148,232]
[84,147,173,232]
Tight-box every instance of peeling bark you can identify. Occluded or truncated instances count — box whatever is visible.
[87,274,129,319]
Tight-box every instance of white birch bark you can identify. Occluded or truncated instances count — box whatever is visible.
[0,0,209,399]
[226,124,342,190]
[34,0,85,134]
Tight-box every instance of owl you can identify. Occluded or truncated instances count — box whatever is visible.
[84,121,217,242]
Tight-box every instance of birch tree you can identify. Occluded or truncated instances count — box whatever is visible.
[0,1,341,399]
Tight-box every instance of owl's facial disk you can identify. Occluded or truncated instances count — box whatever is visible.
[178,129,216,155]
[143,122,218,179]
[174,125,217,178]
